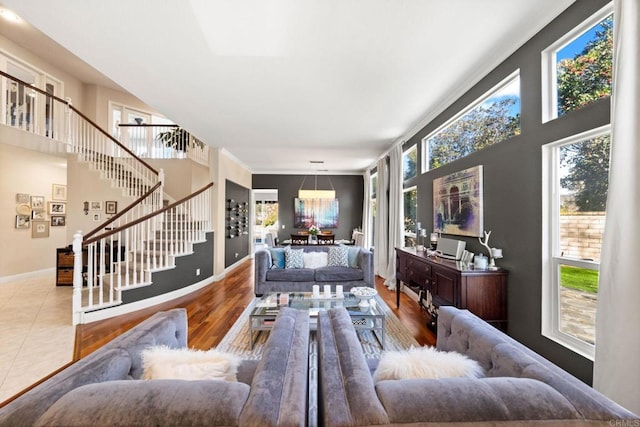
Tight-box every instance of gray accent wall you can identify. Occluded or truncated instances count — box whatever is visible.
[252,174,364,243]
[225,180,251,268]
[405,0,609,384]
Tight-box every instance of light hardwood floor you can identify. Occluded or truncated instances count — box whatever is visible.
[1,257,435,406]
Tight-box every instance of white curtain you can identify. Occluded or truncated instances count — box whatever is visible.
[593,0,640,414]
[384,144,404,290]
[374,157,388,277]
[361,169,371,249]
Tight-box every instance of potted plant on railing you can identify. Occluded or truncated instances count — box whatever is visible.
[156,127,205,152]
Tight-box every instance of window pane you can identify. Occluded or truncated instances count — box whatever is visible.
[559,134,609,263]
[403,145,417,181]
[403,188,417,234]
[426,75,520,171]
[559,264,597,344]
[557,15,613,117]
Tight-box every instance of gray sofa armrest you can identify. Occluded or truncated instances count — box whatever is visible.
[35,379,250,427]
[376,377,582,423]
[437,306,639,421]
[317,308,389,426]
[254,249,272,295]
[239,307,309,427]
[357,248,374,287]
[0,309,187,427]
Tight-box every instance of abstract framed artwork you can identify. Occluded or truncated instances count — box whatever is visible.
[293,198,339,229]
[433,165,484,237]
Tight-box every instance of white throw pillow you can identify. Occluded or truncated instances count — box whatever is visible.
[303,252,329,269]
[141,346,241,381]
[373,346,484,382]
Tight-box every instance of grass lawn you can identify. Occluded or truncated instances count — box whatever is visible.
[560,265,599,293]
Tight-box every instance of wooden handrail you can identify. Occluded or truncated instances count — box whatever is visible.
[83,182,163,241]
[118,124,179,128]
[0,70,159,176]
[83,182,214,246]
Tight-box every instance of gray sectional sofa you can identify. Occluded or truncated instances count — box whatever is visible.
[0,307,309,427]
[316,306,638,426]
[254,245,374,296]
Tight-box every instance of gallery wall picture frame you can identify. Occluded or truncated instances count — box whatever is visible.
[15,215,30,229]
[52,184,67,201]
[433,165,484,238]
[51,215,66,227]
[32,210,46,220]
[48,202,66,215]
[105,201,117,215]
[30,195,45,210]
[16,204,31,216]
[16,193,30,203]
[93,213,101,222]
[32,221,49,238]
[90,201,103,211]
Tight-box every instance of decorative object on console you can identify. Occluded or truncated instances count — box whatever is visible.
[478,230,503,270]
[433,165,483,237]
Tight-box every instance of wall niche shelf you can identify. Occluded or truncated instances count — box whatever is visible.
[226,199,248,239]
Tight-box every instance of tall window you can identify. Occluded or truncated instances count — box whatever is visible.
[542,125,610,359]
[542,5,613,122]
[403,145,417,181]
[422,71,520,172]
[403,186,417,245]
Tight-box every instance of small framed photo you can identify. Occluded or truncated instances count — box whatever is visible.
[51,215,66,227]
[16,193,30,203]
[93,213,101,222]
[32,221,49,238]
[48,202,66,215]
[90,201,103,211]
[30,195,45,210]
[105,201,118,215]
[15,215,30,229]
[52,184,67,201]
[32,210,47,220]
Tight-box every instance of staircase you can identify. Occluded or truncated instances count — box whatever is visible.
[0,70,213,324]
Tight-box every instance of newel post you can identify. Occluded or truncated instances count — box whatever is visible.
[72,230,83,325]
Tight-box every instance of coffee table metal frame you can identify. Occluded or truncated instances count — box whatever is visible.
[249,292,385,349]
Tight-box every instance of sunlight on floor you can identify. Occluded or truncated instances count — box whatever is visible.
[0,274,75,403]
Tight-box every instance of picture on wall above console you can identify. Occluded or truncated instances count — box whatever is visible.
[294,198,339,228]
[433,165,483,237]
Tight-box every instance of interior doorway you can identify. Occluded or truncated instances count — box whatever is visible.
[253,189,278,249]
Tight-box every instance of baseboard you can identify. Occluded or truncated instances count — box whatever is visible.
[79,275,216,324]
[0,268,55,284]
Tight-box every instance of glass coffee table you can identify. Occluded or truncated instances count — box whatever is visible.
[249,292,385,349]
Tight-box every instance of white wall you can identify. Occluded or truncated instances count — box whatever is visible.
[211,149,252,276]
[0,144,67,278]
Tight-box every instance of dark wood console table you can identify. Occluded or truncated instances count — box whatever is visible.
[395,247,508,331]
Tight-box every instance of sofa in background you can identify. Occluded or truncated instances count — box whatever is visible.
[0,307,310,427]
[254,245,373,296]
[317,306,639,426]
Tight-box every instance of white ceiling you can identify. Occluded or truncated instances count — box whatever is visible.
[1,0,575,174]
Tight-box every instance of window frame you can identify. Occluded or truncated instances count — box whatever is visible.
[403,144,417,182]
[541,124,610,360]
[421,70,520,173]
[541,3,613,123]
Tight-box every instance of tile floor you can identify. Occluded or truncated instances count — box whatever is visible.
[0,273,75,403]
